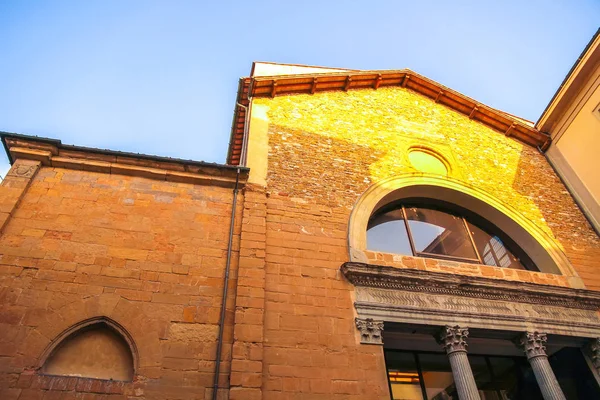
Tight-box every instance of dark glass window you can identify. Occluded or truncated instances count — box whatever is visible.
[549,347,600,399]
[385,351,424,400]
[385,349,600,400]
[418,353,456,399]
[367,201,536,270]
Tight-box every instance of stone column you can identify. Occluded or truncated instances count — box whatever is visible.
[516,332,566,400]
[436,326,481,400]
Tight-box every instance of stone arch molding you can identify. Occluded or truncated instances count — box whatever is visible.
[348,174,580,281]
[38,316,138,381]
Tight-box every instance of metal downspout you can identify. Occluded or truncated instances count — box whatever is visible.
[212,167,241,400]
[239,79,253,167]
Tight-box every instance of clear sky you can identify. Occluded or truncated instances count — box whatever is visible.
[1,1,598,178]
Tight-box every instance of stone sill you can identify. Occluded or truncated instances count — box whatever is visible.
[24,374,130,394]
[363,250,572,288]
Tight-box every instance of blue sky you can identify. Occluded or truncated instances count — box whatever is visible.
[1,1,598,178]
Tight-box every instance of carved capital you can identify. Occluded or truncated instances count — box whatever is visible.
[355,318,384,345]
[7,161,38,179]
[589,338,600,370]
[516,332,548,359]
[436,325,469,354]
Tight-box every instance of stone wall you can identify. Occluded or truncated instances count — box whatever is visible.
[0,164,242,400]
[1,83,599,400]
[256,87,600,288]
[249,85,600,399]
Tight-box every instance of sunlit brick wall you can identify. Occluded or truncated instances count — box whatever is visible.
[0,166,242,400]
[252,86,600,399]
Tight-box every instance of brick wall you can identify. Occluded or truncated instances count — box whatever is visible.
[1,83,599,400]
[251,86,600,398]
[0,165,243,400]
[257,87,600,287]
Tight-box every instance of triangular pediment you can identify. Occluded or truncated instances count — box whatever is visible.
[227,63,549,165]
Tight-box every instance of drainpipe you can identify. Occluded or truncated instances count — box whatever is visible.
[237,102,249,167]
[537,145,600,236]
[212,167,241,400]
[239,78,253,167]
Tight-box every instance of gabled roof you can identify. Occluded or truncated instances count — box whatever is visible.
[227,63,550,165]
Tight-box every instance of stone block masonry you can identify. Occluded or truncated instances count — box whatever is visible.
[257,87,600,289]
[1,75,599,400]
[0,159,245,400]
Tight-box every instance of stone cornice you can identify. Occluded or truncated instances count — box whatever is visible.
[1,133,249,188]
[341,262,600,310]
[228,68,550,164]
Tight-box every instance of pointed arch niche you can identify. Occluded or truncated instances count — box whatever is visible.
[348,174,582,283]
[40,317,137,381]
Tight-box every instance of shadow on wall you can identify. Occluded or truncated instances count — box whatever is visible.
[266,123,389,209]
[266,122,590,280]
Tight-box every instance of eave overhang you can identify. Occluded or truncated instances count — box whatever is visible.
[2,132,249,188]
[227,69,550,165]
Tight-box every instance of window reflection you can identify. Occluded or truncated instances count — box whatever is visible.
[384,351,546,400]
[467,222,525,270]
[367,209,413,255]
[405,207,478,260]
[367,202,534,271]
[385,349,600,400]
[418,353,457,399]
[385,351,424,400]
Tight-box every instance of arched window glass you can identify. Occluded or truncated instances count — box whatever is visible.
[367,201,536,271]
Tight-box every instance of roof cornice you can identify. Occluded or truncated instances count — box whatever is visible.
[536,28,600,133]
[227,69,550,165]
[2,132,248,188]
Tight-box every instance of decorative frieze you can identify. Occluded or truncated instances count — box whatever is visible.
[437,326,470,354]
[516,332,548,360]
[353,285,600,338]
[355,318,384,345]
[341,262,600,310]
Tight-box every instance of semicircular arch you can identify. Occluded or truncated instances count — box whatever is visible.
[348,174,578,279]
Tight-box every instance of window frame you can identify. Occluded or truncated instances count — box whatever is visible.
[384,349,539,400]
[368,198,537,271]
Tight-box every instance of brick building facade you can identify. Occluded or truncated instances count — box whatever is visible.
[1,35,600,400]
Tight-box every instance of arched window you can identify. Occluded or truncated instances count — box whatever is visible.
[42,319,135,381]
[367,199,536,271]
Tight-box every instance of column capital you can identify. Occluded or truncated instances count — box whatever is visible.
[436,325,469,354]
[355,318,384,345]
[589,338,600,370]
[515,331,548,360]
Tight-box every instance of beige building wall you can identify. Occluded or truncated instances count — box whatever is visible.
[545,61,600,232]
